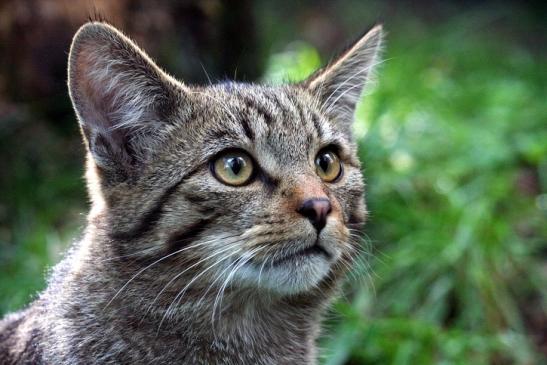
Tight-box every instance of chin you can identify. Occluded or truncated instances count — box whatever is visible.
[234,242,341,295]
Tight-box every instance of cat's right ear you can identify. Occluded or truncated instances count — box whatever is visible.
[303,25,383,135]
[68,22,185,180]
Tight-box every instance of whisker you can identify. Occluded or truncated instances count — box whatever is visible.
[257,255,270,287]
[193,257,240,309]
[104,232,243,310]
[333,236,377,295]
[143,235,246,319]
[193,242,267,309]
[157,242,251,332]
[211,246,263,339]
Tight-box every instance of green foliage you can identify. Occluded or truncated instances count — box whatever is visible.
[1,5,545,365]
[349,22,546,365]
[0,118,85,314]
[264,12,546,365]
[262,41,322,84]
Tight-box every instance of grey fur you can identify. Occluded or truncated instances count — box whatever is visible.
[0,22,383,364]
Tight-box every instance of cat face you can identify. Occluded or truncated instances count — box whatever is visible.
[69,23,382,297]
[157,84,367,294]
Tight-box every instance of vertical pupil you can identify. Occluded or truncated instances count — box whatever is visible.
[228,157,243,175]
[319,153,331,172]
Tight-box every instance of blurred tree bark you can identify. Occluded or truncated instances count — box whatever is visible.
[0,0,262,130]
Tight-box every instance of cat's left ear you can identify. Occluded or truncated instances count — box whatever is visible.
[303,25,383,133]
[68,22,186,180]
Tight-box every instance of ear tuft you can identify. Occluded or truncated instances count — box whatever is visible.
[68,22,181,177]
[304,25,384,134]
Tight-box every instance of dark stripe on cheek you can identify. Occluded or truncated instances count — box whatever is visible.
[183,192,222,215]
[110,167,200,242]
[165,215,218,254]
[183,192,208,204]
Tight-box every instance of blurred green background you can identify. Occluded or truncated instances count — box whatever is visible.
[0,1,545,364]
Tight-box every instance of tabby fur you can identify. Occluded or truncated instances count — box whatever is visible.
[0,22,383,364]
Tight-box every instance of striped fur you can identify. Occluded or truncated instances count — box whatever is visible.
[0,22,383,364]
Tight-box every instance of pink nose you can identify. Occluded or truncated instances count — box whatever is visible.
[296,198,332,232]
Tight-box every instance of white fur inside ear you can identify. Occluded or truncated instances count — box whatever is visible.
[307,25,384,124]
[67,22,179,169]
[85,56,162,131]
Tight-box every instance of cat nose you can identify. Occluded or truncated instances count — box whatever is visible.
[296,198,332,232]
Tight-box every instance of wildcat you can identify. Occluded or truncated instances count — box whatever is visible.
[0,21,382,364]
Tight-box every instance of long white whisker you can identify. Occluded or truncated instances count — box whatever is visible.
[103,237,226,309]
[193,243,257,309]
[146,235,247,317]
[211,246,263,340]
[334,236,377,295]
[157,243,247,332]
[257,254,270,287]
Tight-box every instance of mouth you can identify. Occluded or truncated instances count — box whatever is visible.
[240,237,335,294]
[271,240,331,266]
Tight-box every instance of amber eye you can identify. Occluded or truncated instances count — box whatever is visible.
[212,151,254,186]
[315,150,342,182]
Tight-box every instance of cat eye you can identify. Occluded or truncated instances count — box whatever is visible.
[315,150,342,182]
[212,151,254,186]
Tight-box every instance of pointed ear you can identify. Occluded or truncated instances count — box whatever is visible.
[304,25,383,133]
[68,22,183,179]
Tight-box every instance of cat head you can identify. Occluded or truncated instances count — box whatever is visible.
[68,22,382,298]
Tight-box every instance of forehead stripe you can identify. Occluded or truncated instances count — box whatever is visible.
[266,93,291,120]
[240,116,255,141]
[243,97,273,126]
[310,112,324,138]
[292,96,306,125]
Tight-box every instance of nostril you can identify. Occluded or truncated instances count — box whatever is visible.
[296,198,332,232]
